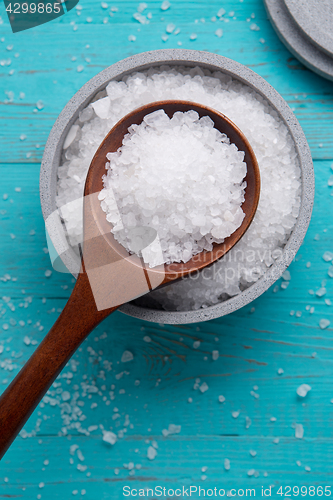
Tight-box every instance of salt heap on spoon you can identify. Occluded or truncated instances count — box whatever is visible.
[99,109,247,267]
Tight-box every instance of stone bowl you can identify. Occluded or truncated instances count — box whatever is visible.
[40,49,314,325]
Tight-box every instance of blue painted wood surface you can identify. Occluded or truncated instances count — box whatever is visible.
[0,0,333,497]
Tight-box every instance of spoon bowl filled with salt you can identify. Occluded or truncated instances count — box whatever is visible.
[0,100,259,458]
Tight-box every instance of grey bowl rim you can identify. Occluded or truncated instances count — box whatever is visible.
[40,48,314,325]
[263,0,333,82]
[283,0,333,57]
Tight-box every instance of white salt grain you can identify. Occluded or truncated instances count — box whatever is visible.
[162,423,181,436]
[102,430,117,445]
[147,445,157,460]
[245,416,252,429]
[320,319,330,329]
[121,350,134,363]
[166,23,175,33]
[101,109,247,268]
[160,0,170,10]
[323,251,333,262]
[295,423,304,439]
[199,382,209,393]
[212,350,219,360]
[296,384,311,397]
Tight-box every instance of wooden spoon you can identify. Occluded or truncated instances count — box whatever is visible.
[0,100,260,458]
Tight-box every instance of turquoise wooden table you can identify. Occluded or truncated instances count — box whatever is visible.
[1,0,333,498]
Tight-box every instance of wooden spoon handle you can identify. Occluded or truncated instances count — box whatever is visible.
[0,272,115,459]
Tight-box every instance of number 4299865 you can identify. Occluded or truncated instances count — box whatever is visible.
[6,3,62,14]
[277,486,331,497]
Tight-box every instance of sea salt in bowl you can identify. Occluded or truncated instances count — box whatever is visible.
[40,49,314,324]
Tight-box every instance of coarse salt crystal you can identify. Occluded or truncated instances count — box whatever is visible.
[160,0,170,10]
[147,445,157,460]
[102,430,117,445]
[295,423,304,439]
[319,319,330,329]
[121,350,134,363]
[101,110,246,268]
[57,66,301,311]
[199,382,209,393]
[296,384,311,397]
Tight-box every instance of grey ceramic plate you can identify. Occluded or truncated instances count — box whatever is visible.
[284,0,333,57]
[264,0,333,81]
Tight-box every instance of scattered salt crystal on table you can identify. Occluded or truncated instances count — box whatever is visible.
[166,23,175,33]
[121,350,134,363]
[323,251,333,262]
[232,410,240,418]
[316,287,326,297]
[218,395,225,403]
[102,430,117,445]
[224,458,230,471]
[147,445,157,460]
[282,270,291,281]
[199,382,209,393]
[162,424,181,436]
[100,109,247,268]
[319,319,330,329]
[297,384,311,397]
[62,391,71,401]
